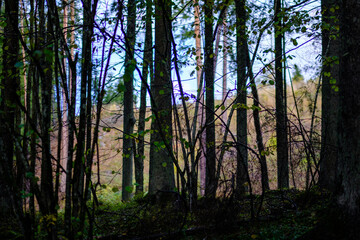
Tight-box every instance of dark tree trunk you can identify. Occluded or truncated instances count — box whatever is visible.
[39,0,55,218]
[122,0,136,201]
[274,0,288,189]
[73,0,91,217]
[319,0,339,192]
[204,0,216,199]
[235,0,248,196]
[0,0,20,218]
[336,1,360,238]
[1,0,34,238]
[246,48,270,192]
[65,36,77,240]
[79,0,97,235]
[1,0,19,184]
[135,0,152,194]
[149,0,175,195]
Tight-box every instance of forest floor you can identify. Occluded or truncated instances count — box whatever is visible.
[1,188,348,239]
[91,188,339,240]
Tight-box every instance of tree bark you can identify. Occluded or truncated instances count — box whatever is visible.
[274,0,288,189]
[39,0,56,218]
[122,0,136,201]
[204,0,216,199]
[235,0,249,196]
[319,0,339,192]
[246,47,270,192]
[60,0,69,194]
[0,0,20,221]
[73,4,88,218]
[336,1,360,237]
[222,13,228,125]
[193,0,206,197]
[135,0,152,194]
[149,0,175,195]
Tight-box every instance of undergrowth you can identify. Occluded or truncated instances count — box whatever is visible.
[0,187,332,239]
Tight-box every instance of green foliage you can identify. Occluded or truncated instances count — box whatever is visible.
[292,64,304,83]
[258,218,310,240]
[97,185,122,206]
[93,193,186,238]
[103,83,124,104]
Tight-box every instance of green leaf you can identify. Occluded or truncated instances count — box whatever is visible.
[332,85,339,92]
[159,90,165,95]
[162,162,167,167]
[291,38,298,46]
[125,186,133,193]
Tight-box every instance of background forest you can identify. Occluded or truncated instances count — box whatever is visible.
[0,0,360,239]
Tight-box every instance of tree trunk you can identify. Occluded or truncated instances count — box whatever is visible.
[39,0,56,218]
[235,0,248,196]
[336,1,360,237]
[73,0,92,217]
[246,47,270,192]
[274,0,288,189]
[194,0,206,197]
[204,0,216,199]
[319,0,339,192]
[149,0,175,196]
[64,32,77,240]
[221,12,228,135]
[60,0,69,194]
[0,0,20,221]
[29,0,37,222]
[122,0,136,201]
[135,0,152,194]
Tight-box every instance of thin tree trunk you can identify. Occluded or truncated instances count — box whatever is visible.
[60,0,69,194]
[64,39,77,240]
[29,0,36,222]
[246,47,270,192]
[222,13,228,128]
[39,0,56,220]
[63,0,77,235]
[73,0,92,218]
[319,0,339,191]
[135,0,152,194]
[235,0,248,196]
[274,0,288,189]
[194,0,206,197]
[54,43,62,205]
[204,0,216,199]
[122,0,136,201]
